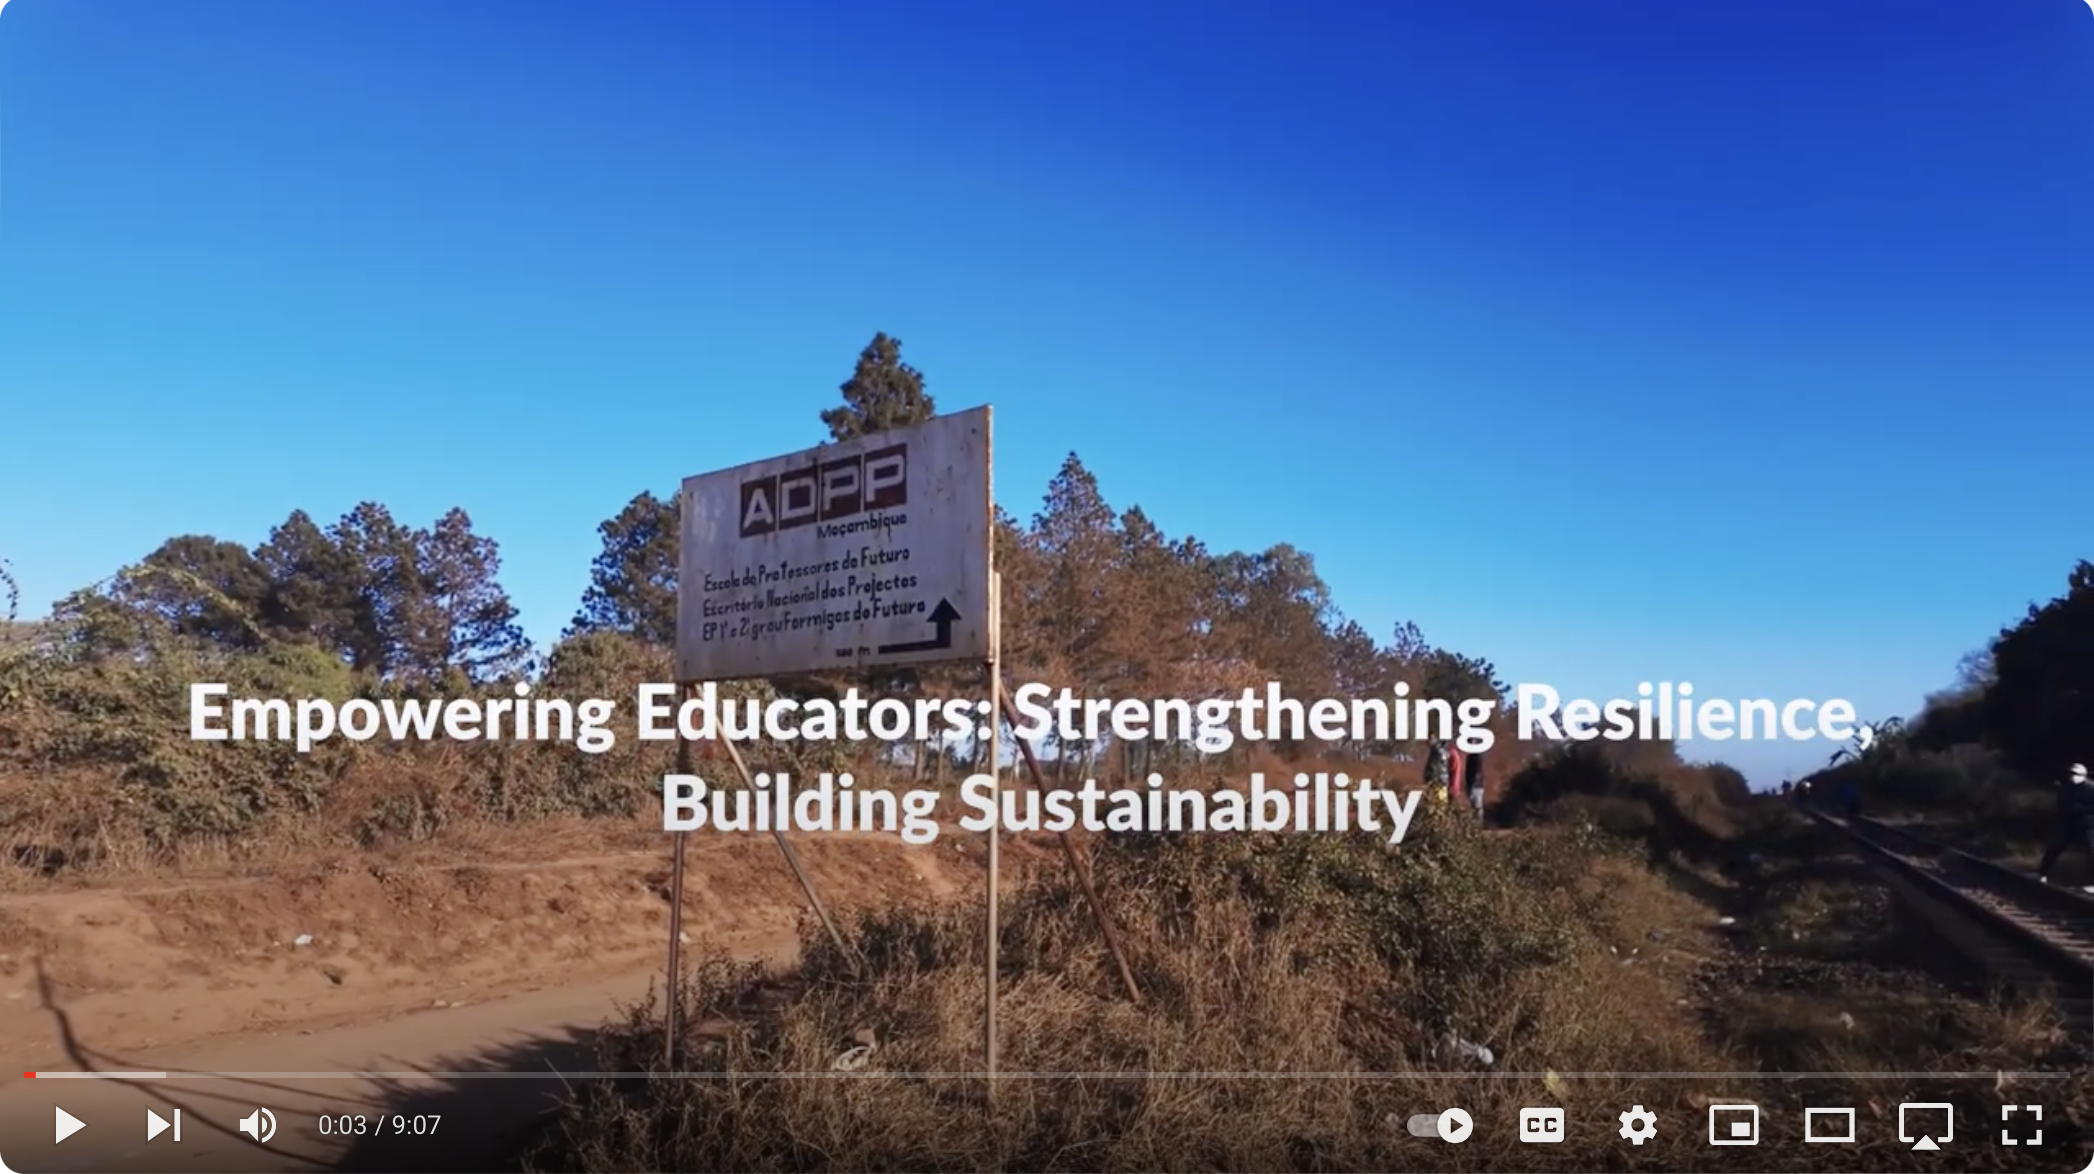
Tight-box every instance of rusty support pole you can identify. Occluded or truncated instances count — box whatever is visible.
[998,690,1142,1007]
[716,734,860,976]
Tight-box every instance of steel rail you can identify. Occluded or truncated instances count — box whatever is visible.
[1804,806,2094,989]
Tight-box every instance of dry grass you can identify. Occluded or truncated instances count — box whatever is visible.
[519,806,2089,1172]
[0,763,638,890]
[6,635,2088,1171]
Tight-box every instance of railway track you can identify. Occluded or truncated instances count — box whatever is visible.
[1806,806,2094,1020]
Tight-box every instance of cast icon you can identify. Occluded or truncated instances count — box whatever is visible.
[1898,1103,1952,1151]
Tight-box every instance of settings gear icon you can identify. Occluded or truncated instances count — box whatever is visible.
[1619,1104,1658,1145]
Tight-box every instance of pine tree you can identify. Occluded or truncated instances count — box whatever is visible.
[570,490,680,647]
[821,332,936,443]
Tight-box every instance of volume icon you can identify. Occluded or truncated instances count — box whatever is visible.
[238,1107,277,1144]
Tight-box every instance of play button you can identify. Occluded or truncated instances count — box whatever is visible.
[147,1108,181,1141]
[55,1106,86,1144]
[1439,1107,1474,1143]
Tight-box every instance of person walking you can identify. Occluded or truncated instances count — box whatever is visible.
[1422,738,1451,810]
[1466,745,1489,817]
[2038,762,2094,889]
[1424,738,1450,791]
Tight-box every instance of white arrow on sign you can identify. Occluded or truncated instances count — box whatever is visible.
[55,1106,86,1144]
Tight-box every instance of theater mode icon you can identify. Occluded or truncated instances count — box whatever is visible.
[1520,1107,1564,1142]
[1805,1107,1856,1143]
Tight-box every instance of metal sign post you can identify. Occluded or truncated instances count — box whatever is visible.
[663,682,695,1070]
[664,824,687,1069]
[983,571,1003,1098]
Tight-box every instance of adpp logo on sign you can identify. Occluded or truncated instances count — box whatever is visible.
[739,444,908,537]
[1519,1107,1564,1142]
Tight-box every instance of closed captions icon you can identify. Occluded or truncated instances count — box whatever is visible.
[1520,1107,1564,1142]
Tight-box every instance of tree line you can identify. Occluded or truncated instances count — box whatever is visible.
[49,504,531,687]
[12,331,2085,793]
[7,334,1503,784]
[1885,560,2094,783]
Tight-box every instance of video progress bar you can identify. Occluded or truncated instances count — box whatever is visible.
[21,1070,2090,1081]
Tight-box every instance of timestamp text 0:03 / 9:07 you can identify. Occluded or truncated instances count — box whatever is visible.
[315,1114,441,1136]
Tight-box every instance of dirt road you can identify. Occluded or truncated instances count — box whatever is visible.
[0,954,752,1173]
[0,823,999,1173]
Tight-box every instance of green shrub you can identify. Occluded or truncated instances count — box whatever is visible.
[2,637,362,844]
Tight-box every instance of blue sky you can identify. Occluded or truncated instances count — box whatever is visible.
[2,0,2089,786]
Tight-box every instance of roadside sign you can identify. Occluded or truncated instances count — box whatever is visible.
[675,406,992,681]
